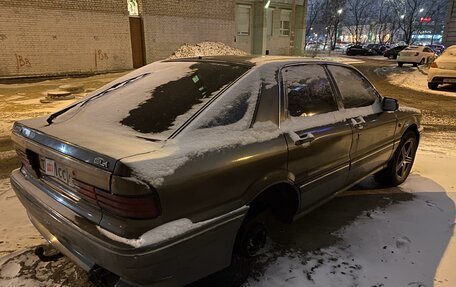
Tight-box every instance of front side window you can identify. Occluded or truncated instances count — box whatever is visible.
[328,65,379,109]
[283,65,338,117]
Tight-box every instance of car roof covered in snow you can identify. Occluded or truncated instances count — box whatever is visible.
[163,55,357,67]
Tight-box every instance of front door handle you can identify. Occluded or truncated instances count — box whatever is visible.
[290,131,315,146]
[350,116,366,130]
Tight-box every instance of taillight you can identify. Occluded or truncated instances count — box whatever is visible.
[16,149,33,172]
[73,177,160,219]
[431,62,438,68]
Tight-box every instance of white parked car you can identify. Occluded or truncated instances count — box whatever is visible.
[428,45,456,89]
[397,46,436,67]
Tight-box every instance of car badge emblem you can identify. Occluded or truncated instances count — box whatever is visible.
[94,157,109,168]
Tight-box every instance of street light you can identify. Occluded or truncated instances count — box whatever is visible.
[337,9,343,15]
[400,14,405,19]
[419,8,424,13]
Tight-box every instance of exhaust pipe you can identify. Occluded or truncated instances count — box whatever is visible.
[34,244,63,262]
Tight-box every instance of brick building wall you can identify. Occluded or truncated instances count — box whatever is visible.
[141,0,236,62]
[0,0,133,77]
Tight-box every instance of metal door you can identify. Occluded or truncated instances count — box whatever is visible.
[129,17,145,68]
[282,64,353,210]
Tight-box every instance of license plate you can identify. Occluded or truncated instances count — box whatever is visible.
[444,78,456,83]
[44,158,70,184]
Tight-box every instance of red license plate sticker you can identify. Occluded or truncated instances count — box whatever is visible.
[45,158,55,176]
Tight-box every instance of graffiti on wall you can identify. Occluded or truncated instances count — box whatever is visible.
[94,49,109,68]
[15,54,32,70]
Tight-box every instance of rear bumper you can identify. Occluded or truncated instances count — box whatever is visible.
[428,68,456,83]
[11,169,247,286]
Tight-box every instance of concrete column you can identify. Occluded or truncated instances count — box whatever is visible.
[292,5,306,56]
[252,1,266,55]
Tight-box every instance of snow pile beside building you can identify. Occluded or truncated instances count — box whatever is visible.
[168,42,248,59]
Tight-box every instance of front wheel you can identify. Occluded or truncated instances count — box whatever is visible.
[398,62,404,67]
[375,131,418,187]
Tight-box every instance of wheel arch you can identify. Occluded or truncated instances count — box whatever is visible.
[246,180,300,223]
[403,123,420,144]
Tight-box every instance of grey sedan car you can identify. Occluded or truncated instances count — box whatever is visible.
[10,56,421,286]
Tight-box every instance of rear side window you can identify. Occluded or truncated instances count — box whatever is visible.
[328,65,378,109]
[283,65,338,117]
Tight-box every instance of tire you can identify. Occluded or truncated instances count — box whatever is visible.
[375,131,418,187]
[188,255,251,287]
[428,82,439,90]
[398,62,403,67]
[413,63,418,67]
[388,55,394,60]
[234,213,267,257]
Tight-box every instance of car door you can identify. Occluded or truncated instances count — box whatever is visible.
[327,65,398,184]
[282,64,353,210]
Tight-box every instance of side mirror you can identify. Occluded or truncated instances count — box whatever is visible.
[383,97,398,111]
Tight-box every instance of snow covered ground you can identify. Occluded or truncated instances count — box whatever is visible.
[375,65,456,98]
[246,151,456,287]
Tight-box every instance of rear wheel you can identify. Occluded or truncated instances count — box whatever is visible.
[235,212,267,257]
[375,131,418,187]
[388,55,394,59]
[428,82,439,90]
[398,62,404,67]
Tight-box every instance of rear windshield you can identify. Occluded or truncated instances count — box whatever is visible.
[120,62,250,135]
[67,61,251,140]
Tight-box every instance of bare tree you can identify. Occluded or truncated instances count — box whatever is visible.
[344,0,374,44]
[306,0,323,40]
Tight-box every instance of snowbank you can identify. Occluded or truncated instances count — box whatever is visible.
[168,41,248,59]
[376,66,456,98]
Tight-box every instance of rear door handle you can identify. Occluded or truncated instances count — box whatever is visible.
[350,116,366,130]
[289,131,315,146]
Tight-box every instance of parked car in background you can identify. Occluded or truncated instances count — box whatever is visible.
[339,43,354,54]
[346,45,375,56]
[397,46,436,67]
[427,44,445,55]
[384,45,408,59]
[10,56,421,287]
[365,44,389,55]
[428,45,456,89]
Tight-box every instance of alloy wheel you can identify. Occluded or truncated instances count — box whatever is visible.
[395,138,416,180]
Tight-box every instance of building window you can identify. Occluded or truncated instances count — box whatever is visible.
[280,10,291,36]
[236,5,251,36]
[127,0,139,16]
